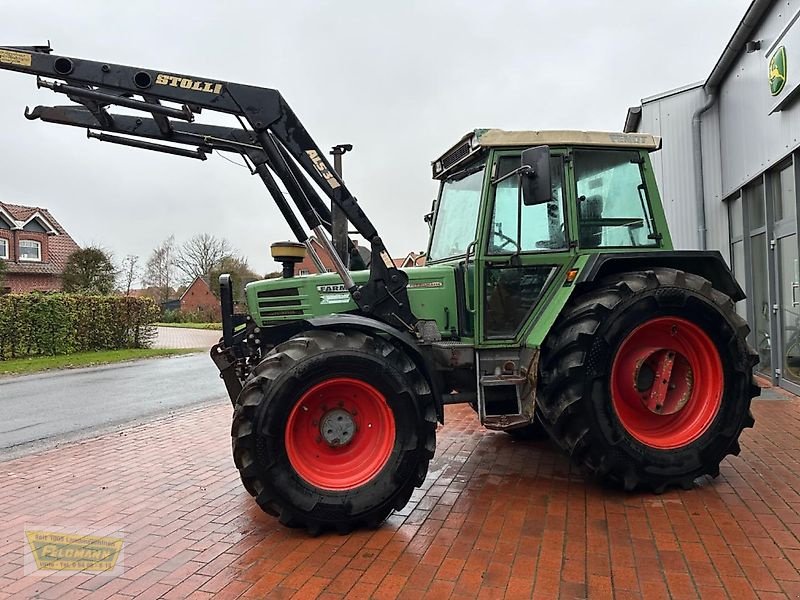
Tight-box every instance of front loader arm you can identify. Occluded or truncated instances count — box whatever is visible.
[25,105,322,252]
[0,44,416,331]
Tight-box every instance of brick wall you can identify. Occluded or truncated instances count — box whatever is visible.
[5,273,61,293]
[180,278,221,318]
[295,242,336,275]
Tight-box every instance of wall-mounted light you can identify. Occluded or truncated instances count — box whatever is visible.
[746,40,762,53]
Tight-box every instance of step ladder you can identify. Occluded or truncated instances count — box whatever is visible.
[476,350,537,431]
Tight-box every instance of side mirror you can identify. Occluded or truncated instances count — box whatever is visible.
[423,198,435,227]
[520,145,552,206]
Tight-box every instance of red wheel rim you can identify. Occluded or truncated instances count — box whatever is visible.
[285,377,395,491]
[610,316,723,449]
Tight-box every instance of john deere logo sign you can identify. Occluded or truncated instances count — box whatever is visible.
[770,46,787,96]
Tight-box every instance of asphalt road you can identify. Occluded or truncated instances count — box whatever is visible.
[0,353,227,459]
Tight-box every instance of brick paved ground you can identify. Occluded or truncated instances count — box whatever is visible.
[152,327,221,350]
[2,391,800,599]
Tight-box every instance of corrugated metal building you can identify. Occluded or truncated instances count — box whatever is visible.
[625,0,800,391]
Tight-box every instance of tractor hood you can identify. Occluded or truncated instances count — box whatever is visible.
[245,265,459,335]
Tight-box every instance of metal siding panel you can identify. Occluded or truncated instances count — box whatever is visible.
[640,102,664,187]
[718,0,800,196]
[701,104,729,262]
[625,1,800,267]
[638,88,706,249]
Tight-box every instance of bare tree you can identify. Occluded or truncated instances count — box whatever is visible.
[142,236,176,304]
[119,255,141,296]
[175,234,232,283]
[209,255,261,303]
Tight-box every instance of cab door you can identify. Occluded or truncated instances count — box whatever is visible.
[475,150,576,345]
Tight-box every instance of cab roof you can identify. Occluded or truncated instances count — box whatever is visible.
[432,128,662,179]
[474,128,661,150]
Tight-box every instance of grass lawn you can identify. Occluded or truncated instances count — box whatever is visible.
[155,322,222,330]
[0,348,200,377]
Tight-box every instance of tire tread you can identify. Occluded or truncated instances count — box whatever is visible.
[231,329,437,534]
[538,268,759,492]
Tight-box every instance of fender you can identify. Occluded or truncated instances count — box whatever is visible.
[576,251,745,301]
[242,313,445,423]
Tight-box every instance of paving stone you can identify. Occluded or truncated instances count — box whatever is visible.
[152,326,220,349]
[0,387,796,597]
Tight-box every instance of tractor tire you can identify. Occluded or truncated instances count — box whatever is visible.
[231,329,437,534]
[537,268,758,492]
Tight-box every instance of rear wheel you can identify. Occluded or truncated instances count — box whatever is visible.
[537,268,758,491]
[231,329,437,534]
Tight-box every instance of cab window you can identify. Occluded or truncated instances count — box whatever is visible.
[574,149,658,248]
[487,156,566,254]
[428,165,484,261]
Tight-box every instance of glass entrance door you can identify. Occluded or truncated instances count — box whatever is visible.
[746,178,771,377]
[731,158,799,391]
[751,232,771,375]
[777,234,800,386]
[773,161,800,390]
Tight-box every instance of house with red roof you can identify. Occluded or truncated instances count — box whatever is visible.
[292,237,336,276]
[179,276,221,319]
[0,201,80,293]
[290,237,423,275]
[392,252,425,269]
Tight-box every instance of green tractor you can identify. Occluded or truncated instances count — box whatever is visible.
[0,46,758,535]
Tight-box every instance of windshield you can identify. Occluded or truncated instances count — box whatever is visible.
[428,165,485,261]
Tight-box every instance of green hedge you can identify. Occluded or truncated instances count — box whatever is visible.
[160,307,220,324]
[0,294,160,360]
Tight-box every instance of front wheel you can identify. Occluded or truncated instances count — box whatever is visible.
[537,268,758,492]
[231,329,437,534]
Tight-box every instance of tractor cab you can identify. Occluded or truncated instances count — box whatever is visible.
[427,129,669,343]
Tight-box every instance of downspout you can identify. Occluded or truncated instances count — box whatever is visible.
[691,89,716,250]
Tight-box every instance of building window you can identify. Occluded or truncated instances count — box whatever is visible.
[0,238,7,259]
[19,240,41,262]
[298,269,309,276]
[771,161,796,223]
[727,192,746,321]
[746,179,766,229]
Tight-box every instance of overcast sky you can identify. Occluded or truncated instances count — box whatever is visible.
[0,0,751,279]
